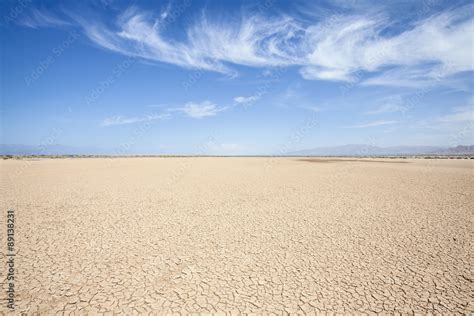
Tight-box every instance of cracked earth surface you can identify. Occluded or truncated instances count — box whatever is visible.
[0,157,472,314]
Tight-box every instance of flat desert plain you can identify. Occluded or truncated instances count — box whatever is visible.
[0,157,473,314]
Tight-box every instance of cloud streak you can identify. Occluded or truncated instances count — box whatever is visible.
[174,101,228,119]
[18,8,71,28]
[18,3,474,86]
[234,95,260,105]
[345,120,399,128]
[68,3,473,85]
[106,100,232,124]
[101,113,171,126]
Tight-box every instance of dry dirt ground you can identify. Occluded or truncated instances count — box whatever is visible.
[0,157,473,314]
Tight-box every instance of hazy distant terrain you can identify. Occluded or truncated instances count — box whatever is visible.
[1,144,473,156]
[288,145,474,156]
[1,157,472,314]
[0,144,106,156]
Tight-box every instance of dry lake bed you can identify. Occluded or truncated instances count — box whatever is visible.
[0,157,472,314]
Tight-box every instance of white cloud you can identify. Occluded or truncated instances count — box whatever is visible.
[361,64,459,88]
[72,12,299,74]
[101,113,170,126]
[102,100,230,126]
[345,120,399,128]
[177,101,227,118]
[300,67,354,81]
[234,95,260,105]
[32,3,474,84]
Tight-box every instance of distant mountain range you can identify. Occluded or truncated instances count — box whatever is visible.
[287,145,474,156]
[0,144,106,155]
[0,144,473,156]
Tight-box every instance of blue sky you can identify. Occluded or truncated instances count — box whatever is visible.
[1,0,473,154]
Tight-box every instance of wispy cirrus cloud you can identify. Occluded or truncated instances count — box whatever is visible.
[174,101,228,119]
[233,95,260,105]
[13,1,474,89]
[51,2,472,85]
[109,100,231,123]
[18,8,70,28]
[344,120,399,128]
[171,95,261,119]
[101,113,171,126]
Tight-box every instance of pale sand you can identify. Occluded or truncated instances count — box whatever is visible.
[0,157,472,314]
